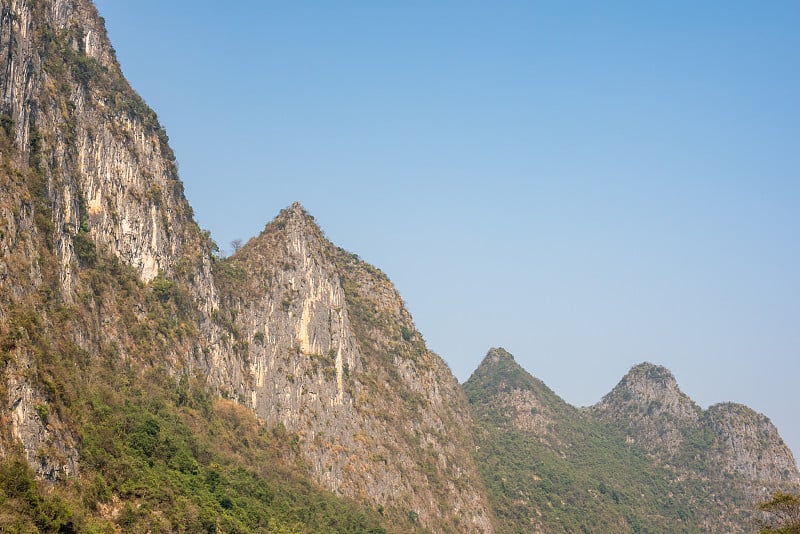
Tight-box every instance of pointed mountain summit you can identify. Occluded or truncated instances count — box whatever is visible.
[464,351,800,532]
[465,348,576,439]
[592,362,799,501]
[594,362,701,425]
[593,362,703,463]
[212,204,495,533]
[465,349,724,532]
[2,0,798,531]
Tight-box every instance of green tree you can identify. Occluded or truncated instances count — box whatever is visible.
[758,492,800,533]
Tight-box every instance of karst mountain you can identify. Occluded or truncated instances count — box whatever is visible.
[0,1,797,532]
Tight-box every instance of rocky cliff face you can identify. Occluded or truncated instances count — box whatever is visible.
[592,363,702,459]
[0,0,213,290]
[0,1,495,529]
[0,0,220,481]
[214,203,493,533]
[466,350,800,533]
[465,348,576,449]
[707,402,800,489]
[593,362,800,497]
[2,0,798,532]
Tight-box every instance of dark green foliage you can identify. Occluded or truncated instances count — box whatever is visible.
[72,231,96,266]
[34,403,49,425]
[0,458,77,532]
[70,369,390,533]
[758,492,800,533]
[0,113,14,136]
[150,272,179,303]
[400,326,414,342]
[71,54,104,87]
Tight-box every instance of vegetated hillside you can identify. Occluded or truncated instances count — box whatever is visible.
[464,348,800,533]
[1,0,797,532]
[0,0,492,531]
[593,362,800,530]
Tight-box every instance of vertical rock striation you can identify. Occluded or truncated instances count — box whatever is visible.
[1,0,214,291]
[216,203,494,533]
[0,0,218,480]
[1,1,797,531]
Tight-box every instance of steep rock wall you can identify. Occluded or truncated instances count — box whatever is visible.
[0,0,221,479]
[0,0,216,294]
[707,402,800,491]
[216,203,494,533]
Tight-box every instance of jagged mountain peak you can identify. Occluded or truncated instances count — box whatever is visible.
[484,346,515,364]
[212,204,494,533]
[595,361,700,420]
[466,347,571,407]
[625,361,677,382]
[464,348,574,439]
[235,202,326,259]
[2,1,797,531]
[279,200,318,228]
[468,347,539,392]
[591,362,702,464]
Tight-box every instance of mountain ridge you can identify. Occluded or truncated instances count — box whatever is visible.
[465,348,799,532]
[0,0,797,532]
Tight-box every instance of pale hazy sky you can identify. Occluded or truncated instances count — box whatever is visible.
[94,1,799,458]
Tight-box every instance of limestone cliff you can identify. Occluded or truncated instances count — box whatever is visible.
[215,203,494,533]
[0,2,494,529]
[1,0,798,531]
[0,0,214,290]
[707,402,800,490]
[0,0,220,481]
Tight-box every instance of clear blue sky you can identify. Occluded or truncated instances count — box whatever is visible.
[94,1,799,459]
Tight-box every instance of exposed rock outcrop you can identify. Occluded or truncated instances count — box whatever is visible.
[1,0,203,481]
[592,362,702,459]
[707,402,800,490]
[1,0,797,532]
[215,203,494,533]
[592,362,799,495]
[467,350,800,533]
[1,0,213,290]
